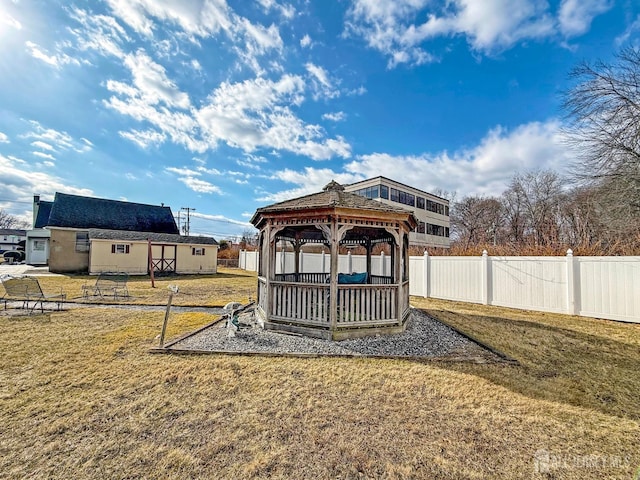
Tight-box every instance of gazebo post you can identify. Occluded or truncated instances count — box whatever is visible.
[263,223,272,318]
[293,238,300,281]
[329,218,338,330]
[365,238,372,283]
[397,230,404,322]
[390,240,396,283]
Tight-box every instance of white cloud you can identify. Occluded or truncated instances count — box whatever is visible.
[257,0,295,19]
[164,166,223,194]
[197,75,351,159]
[191,211,253,228]
[22,121,92,154]
[25,40,81,68]
[31,141,55,151]
[0,132,9,143]
[322,111,346,122]
[0,154,93,216]
[123,49,190,109]
[616,14,640,46]
[68,7,129,59]
[177,176,222,193]
[305,62,340,100]
[260,120,570,202]
[1,13,22,30]
[32,151,56,161]
[258,167,364,202]
[345,0,609,67]
[345,120,570,196]
[119,129,167,148]
[300,34,312,48]
[105,0,233,38]
[558,0,613,37]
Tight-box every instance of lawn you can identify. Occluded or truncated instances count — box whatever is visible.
[34,266,257,306]
[0,269,638,479]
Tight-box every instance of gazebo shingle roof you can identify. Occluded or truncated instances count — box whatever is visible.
[251,180,414,224]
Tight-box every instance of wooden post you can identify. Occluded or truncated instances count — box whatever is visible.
[159,291,174,347]
[329,219,338,330]
[148,239,155,288]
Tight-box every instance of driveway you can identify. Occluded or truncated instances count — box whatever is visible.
[0,264,61,277]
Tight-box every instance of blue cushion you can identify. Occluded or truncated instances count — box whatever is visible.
[338,272,368,284]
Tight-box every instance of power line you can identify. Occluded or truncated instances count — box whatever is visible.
[180,207,195,236]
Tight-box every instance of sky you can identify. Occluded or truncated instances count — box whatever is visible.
[0,0,639,239]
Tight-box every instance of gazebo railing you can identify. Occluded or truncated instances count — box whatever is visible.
[336,284,398,326]
[274,273,394,284]
[270,281,330,326]
[275,273,330,283]
[261,280,402,327]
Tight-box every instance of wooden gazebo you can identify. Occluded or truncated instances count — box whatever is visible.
[250,181,417,340]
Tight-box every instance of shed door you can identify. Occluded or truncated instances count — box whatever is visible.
[150,244,176,273]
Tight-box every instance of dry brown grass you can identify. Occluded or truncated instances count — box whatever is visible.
[33,267,257,306]
[0,276,638,479]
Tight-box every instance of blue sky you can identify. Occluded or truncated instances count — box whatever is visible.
[0,0,638,239]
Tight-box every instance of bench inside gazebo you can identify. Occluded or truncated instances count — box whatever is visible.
[250,181,417,340]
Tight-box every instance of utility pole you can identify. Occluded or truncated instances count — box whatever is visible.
[181,207,195,236]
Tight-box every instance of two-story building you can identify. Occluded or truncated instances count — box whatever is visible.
[345,177,450,248]
[0,229,27,252]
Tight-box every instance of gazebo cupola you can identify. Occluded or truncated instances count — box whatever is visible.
[250,181,417,340]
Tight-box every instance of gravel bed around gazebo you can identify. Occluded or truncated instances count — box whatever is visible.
[167,308,507,362]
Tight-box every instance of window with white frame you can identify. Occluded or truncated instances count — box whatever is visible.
[111,244,130,254]
[192,247,205,256]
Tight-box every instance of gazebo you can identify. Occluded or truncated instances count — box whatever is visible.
[250,181,417,340]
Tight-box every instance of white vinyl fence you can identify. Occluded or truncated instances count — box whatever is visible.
[410,251,640,323]
[239,250,392,276]
[240,249,640,323]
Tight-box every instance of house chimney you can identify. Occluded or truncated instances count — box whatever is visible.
[33,195,40,229]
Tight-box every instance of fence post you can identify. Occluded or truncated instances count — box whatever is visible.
[240,249,245,269]
[321,250,326,273]
[381,251,386,276]
[566,249,579,315]
[423,250,430,298]
[481,250,490,305]
[347,250,352,274]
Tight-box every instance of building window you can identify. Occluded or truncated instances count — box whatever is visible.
[192,247,205,256]
[353,186,380,199]
[417,197,425,209]
[398,190,415,207]
[33,240,45,251]
[390,188,399,202]
[380,185,389,199]
[417,222,426,234]
[75,232,90,252]
[111,244,130,254]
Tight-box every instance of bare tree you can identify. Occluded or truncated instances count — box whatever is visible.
[0,210,29,229]
[563,47,640,220]
[451,196,503,249]
[502,171,565,247]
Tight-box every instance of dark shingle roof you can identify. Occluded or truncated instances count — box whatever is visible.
[46,193,179,234]
[88,229,218,245]
[0,229,26,236]
[34,201,53,229]
[252,180,414,224]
